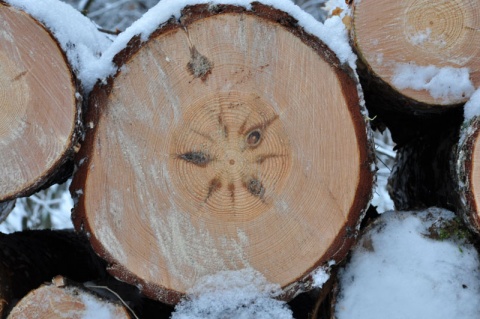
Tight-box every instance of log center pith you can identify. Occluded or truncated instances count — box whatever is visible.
[170,92,292,219]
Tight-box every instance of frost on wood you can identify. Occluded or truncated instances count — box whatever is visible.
[334,208,480,319]
[72,0,374,304]
[171,268,293,319]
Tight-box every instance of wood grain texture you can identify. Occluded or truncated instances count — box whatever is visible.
[352,0,480,111]
[0,3,81,202]
[72,3,374,304]
[7,278,131,319]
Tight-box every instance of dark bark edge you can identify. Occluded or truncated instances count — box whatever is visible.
[72,2,375,304]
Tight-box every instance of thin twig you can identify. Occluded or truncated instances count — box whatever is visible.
[97,27,122,35]
[376,155,392,172]
[81,0,96,15]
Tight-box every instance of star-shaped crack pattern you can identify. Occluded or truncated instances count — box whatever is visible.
[171,93,291,216]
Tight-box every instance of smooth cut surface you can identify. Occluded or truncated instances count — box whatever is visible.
[353,0,480,106]
[7,284,130,319]
[79,11,367,300]
[0,4,76,200]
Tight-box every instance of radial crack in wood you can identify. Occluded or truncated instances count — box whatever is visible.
[72,3,374,304]
[178,151,212,167]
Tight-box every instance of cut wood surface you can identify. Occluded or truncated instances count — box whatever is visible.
[0,230,107,316]
[7,276,131,319]
[0,2,81,203]
[72,3,374,304]
[351,0,480,111]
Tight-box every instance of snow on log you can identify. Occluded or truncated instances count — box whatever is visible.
[71,1,375,304]
[334,0,480,113]
[332,209,480,319]
[0,230,107,316]
[7,276,131,319]
[0,1,82,204]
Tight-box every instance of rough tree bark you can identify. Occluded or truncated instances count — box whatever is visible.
[389,112,480,235]
[0,2,82,206]
[71,3,375,304]
[7,276,131,319]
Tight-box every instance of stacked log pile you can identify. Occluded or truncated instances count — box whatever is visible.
[1,0,480,318]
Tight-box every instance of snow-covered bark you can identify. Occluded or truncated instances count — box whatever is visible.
[334,208,480,319]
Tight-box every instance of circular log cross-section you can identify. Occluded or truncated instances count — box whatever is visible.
[352,0,480,110]
[7,279,131,319]
[73,4,374,304]
[0,3,79,202]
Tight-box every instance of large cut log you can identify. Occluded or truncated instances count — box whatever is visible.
[0,2,81,203]
[7,276,132,319]
[349,0,479,113]
[323,0,479,147]
[72,2,375,304]
[0,229,107,316]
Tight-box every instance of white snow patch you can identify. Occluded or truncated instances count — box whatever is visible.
[6,0,356,92]
[5,0,114,92]
[102,0,357,76]
[172,268,293,319]
[392,63,475,103]
[312,261,335,289]
[464,88,480,120]
[80,293,116,319]
[335,208,480,319]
